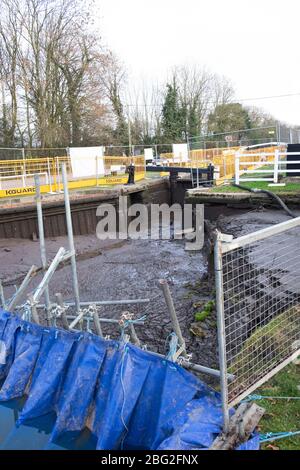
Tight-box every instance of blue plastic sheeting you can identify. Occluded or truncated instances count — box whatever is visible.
[0,310,259,450]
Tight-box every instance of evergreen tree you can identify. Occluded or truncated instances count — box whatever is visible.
[161,80,184,142]
[188,104,199,139]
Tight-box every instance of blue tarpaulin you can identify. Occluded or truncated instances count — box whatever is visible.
[0,310,259,450]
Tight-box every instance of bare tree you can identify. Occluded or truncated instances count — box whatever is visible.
[172,65,213,138]
[0,0,119,148]
[126,82,163,145]
[0,0,22,145]
[211,74,235,108]
[97,52,128,144]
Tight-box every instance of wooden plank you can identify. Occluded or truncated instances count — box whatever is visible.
[210,403,265,450]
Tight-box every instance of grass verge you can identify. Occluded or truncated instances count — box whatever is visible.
[211,181,300,193]
[258,363,300,450]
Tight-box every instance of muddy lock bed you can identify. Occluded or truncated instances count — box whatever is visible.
[2,208,296,382]
[0,234,219,374]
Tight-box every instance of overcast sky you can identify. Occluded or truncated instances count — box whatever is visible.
[96,0,300,125]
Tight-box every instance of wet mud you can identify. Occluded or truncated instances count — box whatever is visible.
[1,206,299,377]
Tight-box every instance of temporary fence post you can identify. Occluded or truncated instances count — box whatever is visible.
[61,163,80,314]
[34,174,51,322]
[235,152,240,185]
[276,122,281,144]
[22,148,26,187]
[214,231,229,432]
[56,157,62,192]
[52,158,57,192]
[47,157,53,193]
[274,149,279,183]
[96,156,99,187]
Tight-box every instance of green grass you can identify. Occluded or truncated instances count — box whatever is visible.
[211,181,300,193]
[228,306,299,378]
[226,306,299,450]
[257,363,300,450]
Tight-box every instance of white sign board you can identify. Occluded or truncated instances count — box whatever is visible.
[144,148,153,162]
[69,147,105,178]
[172,143,189,162]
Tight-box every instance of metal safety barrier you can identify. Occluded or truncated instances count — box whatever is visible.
[160,145,282,181]
[0,154,146,198]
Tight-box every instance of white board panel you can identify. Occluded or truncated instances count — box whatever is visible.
[144,148,153,162]
[69,147,105,178]
[172,143,189,162]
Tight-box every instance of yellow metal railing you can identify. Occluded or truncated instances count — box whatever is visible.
[0,155,146,198]
[159,145,284,180]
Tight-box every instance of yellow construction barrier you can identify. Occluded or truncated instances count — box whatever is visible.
[0,155,146,198]
[160,145,284,183]
[0,145,285,197]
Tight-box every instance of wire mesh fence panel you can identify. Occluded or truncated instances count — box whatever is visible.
[216,219,300,417]
[24,148,68,159]
[0,148,24,160]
